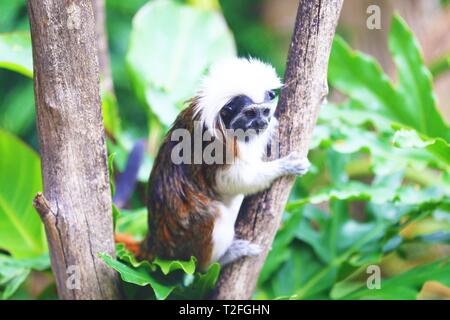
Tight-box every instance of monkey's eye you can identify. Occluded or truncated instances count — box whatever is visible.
[244,109,256,118]
[266,90,277,101]
[263,108,270,116]
[220,106,232,117]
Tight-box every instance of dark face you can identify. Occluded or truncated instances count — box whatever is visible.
[219,90,277,135]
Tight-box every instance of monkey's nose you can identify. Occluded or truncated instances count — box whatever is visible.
[253,119,268,130]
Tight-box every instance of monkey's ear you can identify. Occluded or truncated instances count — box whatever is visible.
[265,89,280,101]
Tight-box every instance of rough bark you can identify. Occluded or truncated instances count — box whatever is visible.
[92,0,114,94]
[28,0,121,299]
[211,0,343,300]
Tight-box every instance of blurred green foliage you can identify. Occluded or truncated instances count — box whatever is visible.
[0,0,449,300]
[0,129,46,259]
[255,14,450,300]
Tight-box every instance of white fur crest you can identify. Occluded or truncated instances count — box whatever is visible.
[193,57,282,135]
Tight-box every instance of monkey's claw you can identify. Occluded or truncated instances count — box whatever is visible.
[282,152,311,176]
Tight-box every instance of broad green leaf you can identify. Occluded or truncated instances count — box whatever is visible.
[114,243,196,276]
[0,32,33,78]
[316,105,435,176]
[329,37,403,123]
[0,81,35,135]
[0,129,47,258]
[393,127,450,168]
[174,263,220,299]
[272,242,335,300]
[99,252,174,300]
[190,262,220,298]
[389,16,449,140]
[329,16,450,140]
[0,253,50,300]
[319,102,393,134]
[127,0,236,125]
[288,180,448,209]
[153,256,196,275]
[101,244,218,299]
[0,1,26,32]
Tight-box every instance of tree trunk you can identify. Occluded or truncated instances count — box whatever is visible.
[28,0,121,299]
[211,0,343,300]
[92,0,114,94]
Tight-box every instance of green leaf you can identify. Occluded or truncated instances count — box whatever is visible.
[328,16,450,140]
[0,253,50,300]
[393,127,450,168]
[288,180,448,209]
[429,56,450,77]
[116,208,148,240]
[0,81,35,135]
[127,0,236,125]
[316,105,434,176]
[0,129,47,258]
[101,244,218,300]
[334,258,450,300]
[329,37,403,123]
[112,204,120,230]
[153,256,196,275]
[115,243,196,276]
[99,252,175,300]
[175,263,220,299]
[102,92,122,138]
[0,32,33,78]
[276,242,335,299]
[108,153,116,197]
[389,15,449,140]
[0,1,27,32]
[281,162,449,299]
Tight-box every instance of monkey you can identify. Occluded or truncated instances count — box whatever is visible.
[141,57,310,270]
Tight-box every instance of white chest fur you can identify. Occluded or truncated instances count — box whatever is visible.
[210,194,244,263]
[210,125,274,263]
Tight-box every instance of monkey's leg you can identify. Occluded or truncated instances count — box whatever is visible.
[218,239,262,266]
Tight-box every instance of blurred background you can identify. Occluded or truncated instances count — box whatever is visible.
[1,0,450,300]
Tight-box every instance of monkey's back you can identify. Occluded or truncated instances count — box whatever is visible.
[144,106,221,269]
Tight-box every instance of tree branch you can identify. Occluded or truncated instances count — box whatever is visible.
[211,0,343,299]
[28,0,121,299]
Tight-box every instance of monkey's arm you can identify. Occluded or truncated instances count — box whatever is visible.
[216,152,310,196]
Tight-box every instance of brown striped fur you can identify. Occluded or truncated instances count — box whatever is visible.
[143,98,234,270]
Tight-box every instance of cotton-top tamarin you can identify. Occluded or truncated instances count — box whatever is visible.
[143,57,310,270]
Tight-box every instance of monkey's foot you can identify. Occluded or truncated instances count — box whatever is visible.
[218,239,262,266]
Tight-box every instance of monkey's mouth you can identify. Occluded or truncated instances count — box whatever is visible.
[242,128,266,142]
